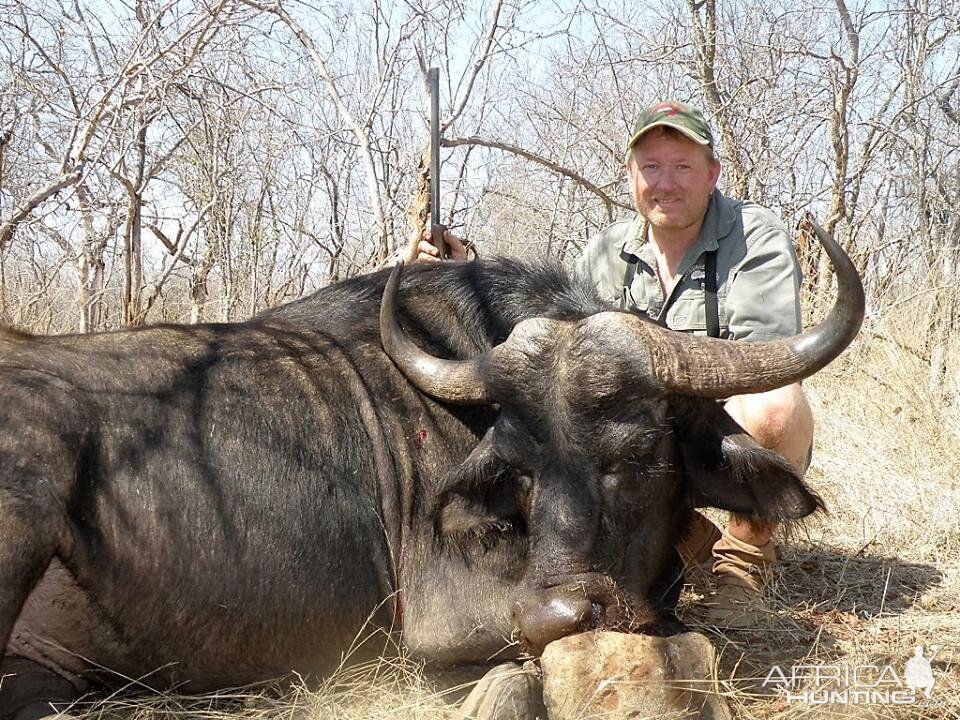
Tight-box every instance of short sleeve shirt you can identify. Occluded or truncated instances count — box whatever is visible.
[576,190,802,342]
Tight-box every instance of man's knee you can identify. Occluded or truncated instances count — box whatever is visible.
[726,384,810,440]
[725,384,813,472]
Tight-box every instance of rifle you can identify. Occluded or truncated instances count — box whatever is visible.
[428,67,448,259]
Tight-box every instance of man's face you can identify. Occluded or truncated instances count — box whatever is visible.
[626,130,721,234]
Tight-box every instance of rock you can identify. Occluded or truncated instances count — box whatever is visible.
[541,631,731,720]
[456,661,548,720]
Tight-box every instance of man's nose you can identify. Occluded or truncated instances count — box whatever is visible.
[654,167,678,190]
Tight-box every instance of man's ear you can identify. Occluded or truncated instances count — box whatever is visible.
[669,395,822,521]
[709,157,722,189]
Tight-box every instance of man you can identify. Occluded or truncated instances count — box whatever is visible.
[419,101,813,626]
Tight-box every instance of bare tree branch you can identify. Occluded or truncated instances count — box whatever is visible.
[239,0,391,258]
[442,136,627,219]
[0,165,83,251]
[443,0,504,131]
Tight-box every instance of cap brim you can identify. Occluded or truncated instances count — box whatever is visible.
[627,120,712,149]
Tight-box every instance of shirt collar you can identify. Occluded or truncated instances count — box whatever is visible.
[621,213,647,258]
[699,187,737,248]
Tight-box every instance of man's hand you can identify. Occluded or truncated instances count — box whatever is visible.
[417,227,469,262]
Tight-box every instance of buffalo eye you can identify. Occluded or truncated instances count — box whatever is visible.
[514,473,534,517]
[601,473,621,492]
[517,474,533,496]
[600,459,636,493]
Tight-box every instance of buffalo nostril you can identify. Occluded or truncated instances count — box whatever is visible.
[514,593,595,654]
[591,601,605,626]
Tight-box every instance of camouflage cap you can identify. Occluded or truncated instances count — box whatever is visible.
[626,101,714,153]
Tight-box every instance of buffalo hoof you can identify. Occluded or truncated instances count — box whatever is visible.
[456,661,547,720]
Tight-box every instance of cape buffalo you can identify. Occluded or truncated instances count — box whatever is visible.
[0,220,863,719]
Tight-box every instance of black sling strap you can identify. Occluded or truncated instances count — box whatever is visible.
[703,249,720,338]
[620,247,720,337]
[618,249,639,311]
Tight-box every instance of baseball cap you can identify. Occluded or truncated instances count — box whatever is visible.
[626,101,714,153]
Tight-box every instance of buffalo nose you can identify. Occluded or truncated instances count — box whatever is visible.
[514,590,605,654]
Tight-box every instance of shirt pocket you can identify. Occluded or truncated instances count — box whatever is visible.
[664,281,729,336]
[665,292,706,334]
[628,292,651,316]
[627,274,655,316]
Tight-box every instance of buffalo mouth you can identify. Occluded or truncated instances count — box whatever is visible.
[379,216,864,403]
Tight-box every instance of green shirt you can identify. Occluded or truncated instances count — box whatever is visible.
[576,190,802,341]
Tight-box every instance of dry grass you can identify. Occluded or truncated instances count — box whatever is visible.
[57,654,465,719]
[49,299,960,719]
[679,294,960,720]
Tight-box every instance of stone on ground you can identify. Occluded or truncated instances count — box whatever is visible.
[541,631,731,720]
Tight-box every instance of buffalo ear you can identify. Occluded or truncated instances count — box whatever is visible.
[430,429,521,535]
[430,428,504,511]
[669,396,822,521]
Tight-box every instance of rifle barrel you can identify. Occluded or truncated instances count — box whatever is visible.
[428,67,447,258]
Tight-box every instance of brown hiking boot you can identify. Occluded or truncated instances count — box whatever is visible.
[677,512,722,570]
[699,530,776,629]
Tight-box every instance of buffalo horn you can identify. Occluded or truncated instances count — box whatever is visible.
[621,216,865,398]
[380,263,492,404]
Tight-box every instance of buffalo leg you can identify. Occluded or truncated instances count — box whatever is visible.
[0,656,78,720]
[0,503,61,720]
[0,512,57,643]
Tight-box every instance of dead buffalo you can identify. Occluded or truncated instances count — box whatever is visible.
[0,221,863,719]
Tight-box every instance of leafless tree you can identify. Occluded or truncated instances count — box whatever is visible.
[0,0,958,413]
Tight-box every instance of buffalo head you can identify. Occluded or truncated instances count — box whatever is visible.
[381,219,863,660]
